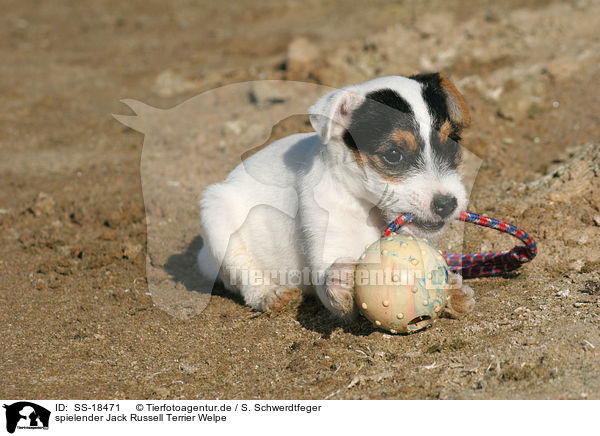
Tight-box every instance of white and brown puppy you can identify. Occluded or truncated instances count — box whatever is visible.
[198,74,475,320]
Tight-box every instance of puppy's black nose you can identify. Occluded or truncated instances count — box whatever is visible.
[431,193,457,218]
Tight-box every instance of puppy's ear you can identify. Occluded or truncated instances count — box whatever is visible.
[411,73,470,129]
[439,73,470,129]
[309,87,365,143]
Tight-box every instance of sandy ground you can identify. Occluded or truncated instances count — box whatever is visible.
[1,0,600,399]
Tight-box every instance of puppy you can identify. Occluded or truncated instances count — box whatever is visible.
[198,73,475,320]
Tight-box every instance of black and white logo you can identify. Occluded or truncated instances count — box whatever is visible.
[3,402,50,434]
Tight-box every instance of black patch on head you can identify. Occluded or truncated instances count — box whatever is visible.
[343,89,424,179]
[410,73,462,170]
[343,89,413,150]
[410,73,455,133]
[429,127,462,170]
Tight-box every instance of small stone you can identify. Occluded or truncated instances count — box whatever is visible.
[222,120,244,136]
[397,313,404,319]
[569,259,584,272]
[100,229,117,241]
[153,69,197,97]
[375,320,382,326]
[361,302,368,310]
[382,300,390,307]
[411,258,419,266]
[286,37,319,79]
[123,243,142,259]
[32,192,55,217]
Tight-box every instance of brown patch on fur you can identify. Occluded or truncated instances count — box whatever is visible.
[390,129,417,151]
[439,74,471,128]
[348,147,365,167]
[439,120,452,142]
[266,287,302,312]
[366,155,404,183]
[454,151,462,167]
[350,130,417,183]
[349,149,401,183]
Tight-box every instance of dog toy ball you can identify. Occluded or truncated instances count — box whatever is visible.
[355,233,450,334]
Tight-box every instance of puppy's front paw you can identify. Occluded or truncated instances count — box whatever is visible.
[324,257,358,320]
[444,283,475,318]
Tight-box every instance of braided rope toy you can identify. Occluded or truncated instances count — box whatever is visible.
[383,211,538,278]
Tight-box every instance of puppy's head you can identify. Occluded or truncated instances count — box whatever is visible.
[309,73,471,237]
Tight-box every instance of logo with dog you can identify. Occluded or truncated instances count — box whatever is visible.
[3,402,50,433]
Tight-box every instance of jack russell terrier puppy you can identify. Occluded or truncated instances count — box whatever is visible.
[198,73,475,320]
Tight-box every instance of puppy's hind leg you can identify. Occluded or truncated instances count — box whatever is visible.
[199,182,302,312]
[220,233,301,312]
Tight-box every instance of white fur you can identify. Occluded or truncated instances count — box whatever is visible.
[198,76,471,318]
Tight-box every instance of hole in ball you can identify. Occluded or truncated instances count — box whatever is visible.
[407,315,432,331]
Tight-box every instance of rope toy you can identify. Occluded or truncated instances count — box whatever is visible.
[383,211,537,278]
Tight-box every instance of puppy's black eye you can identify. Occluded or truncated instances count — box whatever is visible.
[382,148,403,164]
[449,132,461,142]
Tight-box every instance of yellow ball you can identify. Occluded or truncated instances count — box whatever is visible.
[355,233,450,333]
